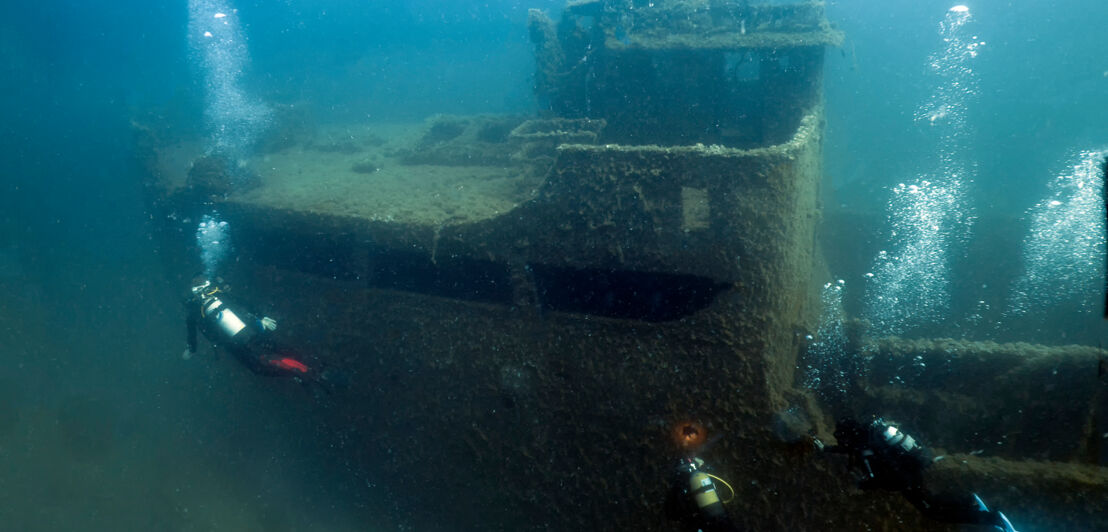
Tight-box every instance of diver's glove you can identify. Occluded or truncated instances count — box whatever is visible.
[260,317,278,331]
[974,494,1019,532]
[995,512,1018,532]
[182,347,194,360]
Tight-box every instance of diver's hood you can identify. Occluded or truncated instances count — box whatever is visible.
[190,278,222,301]
[191,279,212,294]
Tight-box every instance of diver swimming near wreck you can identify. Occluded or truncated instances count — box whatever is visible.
[664,422,742,532]
[661,417,1019,531]
[819,417,1018,532]
[185,275,328,388]
[665,455,742,532]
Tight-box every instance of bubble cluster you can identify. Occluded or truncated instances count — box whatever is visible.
[866,7,979,336]
[1008,150,1107,315]
[918,5,982,168]
[865,179,968,335]
[188,1,271,163]
[803,280,851,400]
[196,214,231,278]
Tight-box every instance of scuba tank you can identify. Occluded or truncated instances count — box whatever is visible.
[192,279,248,340]
[878,423,921,456]
[858,419,929,481]
[665,422,739,531]
[675,457,732,523]
[202,296,248,338]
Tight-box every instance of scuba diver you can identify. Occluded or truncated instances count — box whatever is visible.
[665,456,742,532]
[185,276,324,385]
[664,422,743,532]
[820,417,1018,532]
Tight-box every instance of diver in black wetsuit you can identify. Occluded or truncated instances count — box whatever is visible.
[821,417,1018,532]
[665,456,742,532]
[185,276,321,383]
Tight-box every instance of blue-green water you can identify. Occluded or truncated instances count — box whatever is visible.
[1,1,1105,530]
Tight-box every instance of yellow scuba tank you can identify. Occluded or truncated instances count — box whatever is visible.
[688,467,726,519]
[677,457,732,521]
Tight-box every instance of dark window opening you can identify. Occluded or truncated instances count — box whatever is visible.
[366,249,513,304]
[242,229,513,304]
[530,265,729,322]
[245,229,360,281]
[725,51,760,82]
[238,230,726,316]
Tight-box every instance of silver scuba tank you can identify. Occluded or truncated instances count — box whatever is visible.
[202,296,247,338]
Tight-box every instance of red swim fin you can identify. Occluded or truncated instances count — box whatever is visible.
[271,356,310,374]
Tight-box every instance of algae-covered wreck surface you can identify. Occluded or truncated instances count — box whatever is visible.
[134,1,1108,531]
[151,120,539,226]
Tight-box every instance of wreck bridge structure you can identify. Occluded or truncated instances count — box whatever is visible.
[137,1,1107,530]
